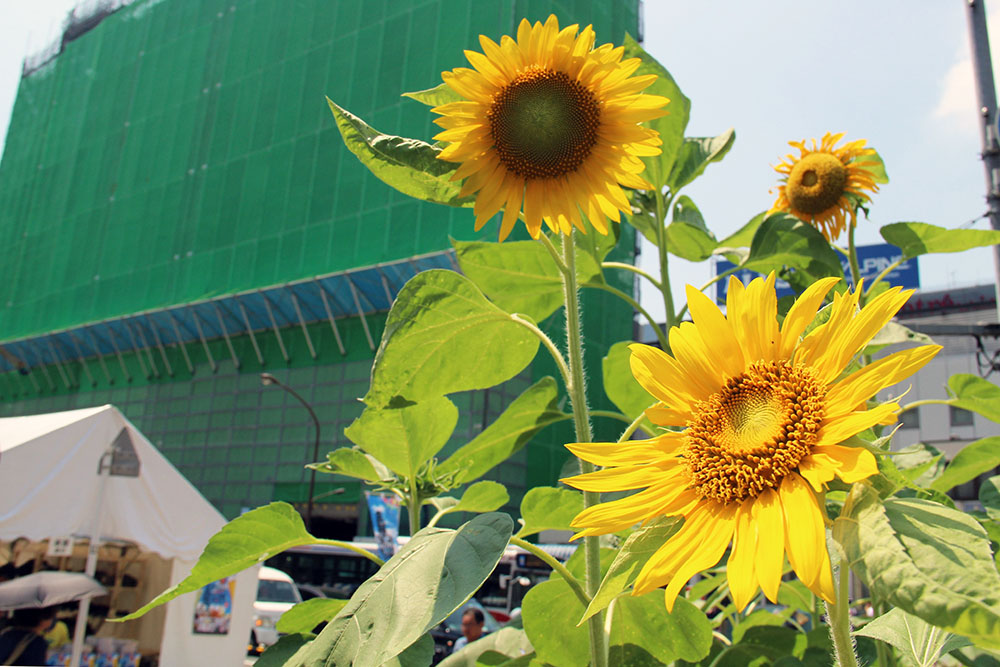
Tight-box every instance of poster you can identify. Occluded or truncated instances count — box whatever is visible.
[365,491,401,561]
[192,577,235,635]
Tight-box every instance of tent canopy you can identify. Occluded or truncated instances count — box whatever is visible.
[0,405,223,561]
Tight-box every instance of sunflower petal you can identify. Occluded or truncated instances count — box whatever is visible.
[727,499,759,611]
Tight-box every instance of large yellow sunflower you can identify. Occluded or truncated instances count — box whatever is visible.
[770,132,880,242]
[562,274,940,611]
[432,16,669,241]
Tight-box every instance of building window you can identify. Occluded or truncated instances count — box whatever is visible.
[950,406,975,427]
[899,407,920,430]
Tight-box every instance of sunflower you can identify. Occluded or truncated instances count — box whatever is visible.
[770,132,880,242]
[432,16,669,241]
[562,274,940,611]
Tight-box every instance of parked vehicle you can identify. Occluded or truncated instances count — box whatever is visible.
[249,566,302,654]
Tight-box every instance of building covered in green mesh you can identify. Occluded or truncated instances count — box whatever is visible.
[0,0,640,538]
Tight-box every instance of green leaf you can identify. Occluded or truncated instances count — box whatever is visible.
[863,321,935,356]
[438,377,569,485]
[256,633,314,667]
[950,374,1000,423]
[451,481,510,513]
[516,487,583,538]
[609,594,713,664]
[981,476,1000,521]
[743,213,844,282]
[930,437,1000,493]
[854,607,972,667]
[666,129,736,194]
[775,579,815,617]
[602,341,656,426]
[345,397,458,478]
[834,484,1000,648]
[855,150,890,184]
[894,442,945,488]
[299,513,514,666]
[718,212,767,253]
[521,579,590,667]
[732,610,790,644]
[621,34,690,190]
[277,598,349,634]
[666,195,717,261]
[574,222,620,267]
[326,98,472,207]
[365,270,540,408]
[311,447,391,482]
[881,222,1000,259]
[115,503,319,621]
[582,516,682,621]
[381,634,435,667]
[402,82,461,107]
[453,239,601,323]
[437,627,534,666]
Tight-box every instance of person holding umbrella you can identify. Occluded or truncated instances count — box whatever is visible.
[0,606,56,665]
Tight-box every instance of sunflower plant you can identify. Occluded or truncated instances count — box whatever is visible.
[117,14,1000,667]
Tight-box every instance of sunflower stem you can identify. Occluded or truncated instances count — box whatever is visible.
[617,407,654,443]
[655,189,676,332]
[601,261,662,290]
[585,282,669,349]
[407,477,421,537]
[509,537,590,608]
[826,560,859,667]
[592,409,655,437]
[847,224,865,308]
[864,256,906,297]
[538,233,571,276]
[560,230,608,667]
[510,313,572,389]
[898,397,955,414]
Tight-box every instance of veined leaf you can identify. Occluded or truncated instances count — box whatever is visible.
[855,150,890,184]
[327,99,472,207]
[981,476,1000,521]
[666,195,717,261]
[881,222,1000,259]
[256,633,314,667]
[402,82,461,107]
[450,481,509,514]
[666,129,736,194]
[453,239,601,323]
[863,321,934,356]
[834,484,1000,648]
[516,487,583,538]
[311,447,392,482]
[743,213,845,283]
[930,437,1000,493]
[609,593,714,665]
[298,513,513,666]
[345,397,458,479]
[437,626,534,666]
[438,377,568,485]
[365,270,540,408]
[622,33,690,190]
[949,374,1000,423]
[116,503,322,621]
[854,608,971,667]
[277,598,349,634]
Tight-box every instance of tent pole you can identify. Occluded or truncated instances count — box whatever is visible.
[70,448,112,667]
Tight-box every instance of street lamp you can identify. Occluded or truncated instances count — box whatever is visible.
[260,372,321,532]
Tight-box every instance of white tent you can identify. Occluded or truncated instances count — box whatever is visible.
[0,405,257,667]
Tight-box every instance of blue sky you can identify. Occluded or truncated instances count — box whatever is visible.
[0,1,997,322]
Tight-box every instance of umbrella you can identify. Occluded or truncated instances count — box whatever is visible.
[0,572,107,610]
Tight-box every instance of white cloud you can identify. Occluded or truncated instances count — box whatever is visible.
[933,5,1000,135]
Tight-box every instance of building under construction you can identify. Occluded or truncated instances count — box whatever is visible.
[0,0,641,537]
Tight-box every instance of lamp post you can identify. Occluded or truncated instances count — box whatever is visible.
[260,373,321,532]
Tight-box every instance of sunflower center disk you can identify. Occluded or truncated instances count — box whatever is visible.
[684,361,825,504]
[487,66,600,180]
[785,152,848,215]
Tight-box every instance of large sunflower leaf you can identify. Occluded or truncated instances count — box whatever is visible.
[834,484,1000,648]
[516,487,583,538]
[862,321,934,356]
[949,374,1000,423]
[666,195,718,261]
[743,213,844,283]
[880,222,1000,259]
[574,221,621,267]
[345,397,458,478]
[309,447,392,483]
[453,239,601,323]
[327,98,472,207]
[608,593,714,665]
[296,513,513,666]
[401,82,462,107]
[277,599,349,634]
[437,377,569,485]
[602,341,656,427]
[981,476,1000,521]
[666,129,736,194]
[448,481,509,514]
[929,437,1000,493]
[115,503,325,621]
[622,33,690,191]
[853,608,971,667]
[256,634,314,667]
[582,516,682,622]
[364,270,540,408]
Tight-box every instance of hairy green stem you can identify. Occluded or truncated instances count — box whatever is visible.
[560,231,607,667]
[826,561,859,667]
[510,536,590,607]
[617,408,654,443]
[601,261,662,290]
[510,313,572,389]
[315,538,384,566]
[899,397,955,414]
[585,282,669,349]
[538,233,571,276]
[655,191,676,331]
[865,256,906,297]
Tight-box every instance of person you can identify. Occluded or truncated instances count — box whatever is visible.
[43,615,70,649]
[451,608,485,653]
[0,607,56,665]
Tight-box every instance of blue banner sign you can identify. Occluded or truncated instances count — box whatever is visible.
[365,491,401,561]
[715,243,919,304]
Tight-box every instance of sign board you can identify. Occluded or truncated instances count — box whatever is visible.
[715,243,919,304]
[47,536,74,557]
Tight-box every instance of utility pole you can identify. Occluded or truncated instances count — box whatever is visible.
[965,0,1000,319]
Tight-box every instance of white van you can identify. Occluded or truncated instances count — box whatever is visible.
[250,566,302,651]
